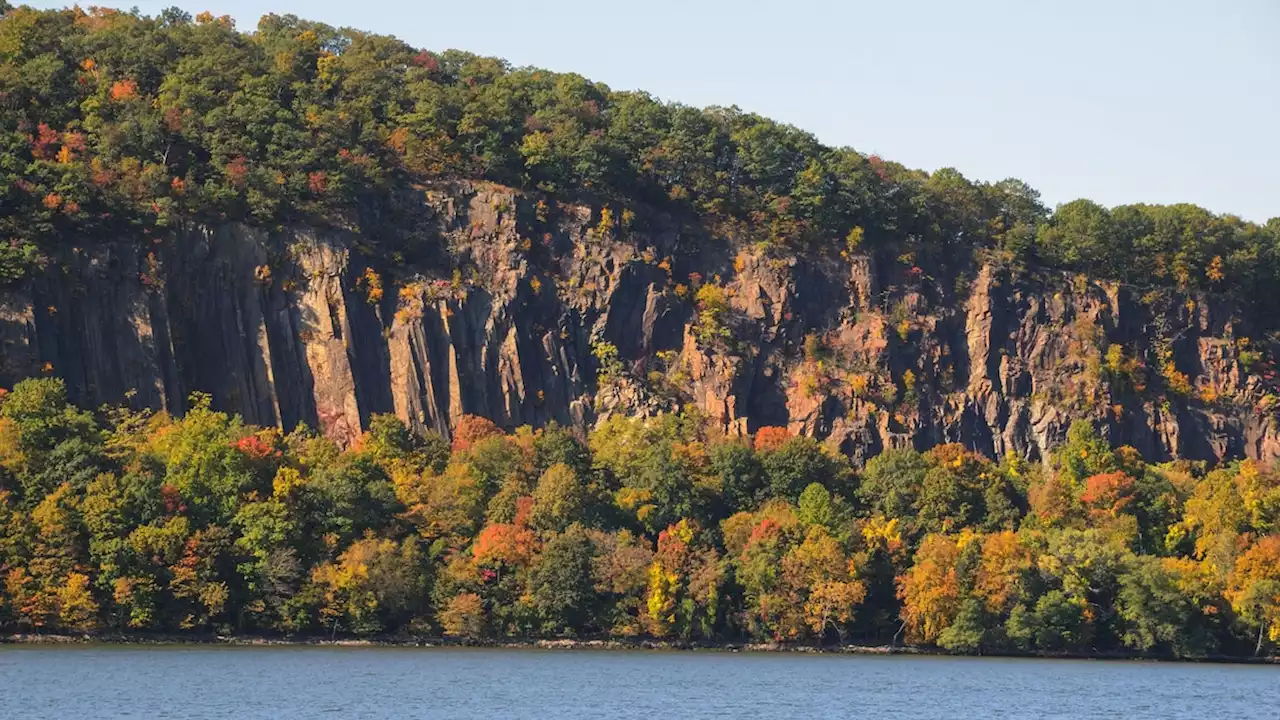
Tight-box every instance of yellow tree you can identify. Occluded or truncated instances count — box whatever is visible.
[897,533,964,644]
[439,592,485,638]
[781,526,865,640]
[312,537,423,636]
[645,519,692,637]
[974,530,1033,614]
[55,572,100,633]
[1236,460,1280,533]
[645,519,723,639]
[1225,535,1280,655]
[29,483,82,588]
[395,462,486,546]
[1168,467,1249,575]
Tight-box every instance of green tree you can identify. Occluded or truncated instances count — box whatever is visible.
[0,378,102,505]
[1116,556,1212,657]
[859,448,929,530]
[531,463,593,532]
[937,598,987,652]
[531,524,597,635]
[150,394,258,525]
[709,441,764,513]
[760,436,847,502]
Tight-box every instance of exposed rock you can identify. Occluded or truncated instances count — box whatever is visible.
[0,181,1275,466]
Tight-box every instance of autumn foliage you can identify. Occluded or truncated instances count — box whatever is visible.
[753,426,791,453]
[451,414,502,452]
[0,377,1275,657]
[108,78,139,101]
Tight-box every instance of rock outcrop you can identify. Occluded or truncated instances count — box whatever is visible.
[1,181,1276,465]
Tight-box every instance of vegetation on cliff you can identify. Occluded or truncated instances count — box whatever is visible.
[1,5,1278,327]
[2,377,1279,658]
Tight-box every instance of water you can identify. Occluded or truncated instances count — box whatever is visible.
[1,645,1276,719]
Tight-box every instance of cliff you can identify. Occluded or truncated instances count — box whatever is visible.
[1,181,1276,464]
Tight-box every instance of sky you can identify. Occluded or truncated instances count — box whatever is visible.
[29,0,1280,222]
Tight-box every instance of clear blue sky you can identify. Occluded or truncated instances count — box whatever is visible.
[31,0,1280,221]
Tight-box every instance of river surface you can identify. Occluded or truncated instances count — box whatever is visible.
[1,645,1276,718]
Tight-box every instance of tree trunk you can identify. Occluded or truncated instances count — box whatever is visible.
[1256,623,1265,657]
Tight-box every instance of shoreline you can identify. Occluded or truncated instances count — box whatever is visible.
[4,633,1276,665]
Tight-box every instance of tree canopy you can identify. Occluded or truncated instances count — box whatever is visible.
[0,377,1277,658]
[0,5,1276,326]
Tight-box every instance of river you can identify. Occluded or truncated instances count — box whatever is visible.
[1,645,1276,718]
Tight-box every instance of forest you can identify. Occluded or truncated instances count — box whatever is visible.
[1,376,1279,658]
[2,5,1280,659]
[0,5,1278,326]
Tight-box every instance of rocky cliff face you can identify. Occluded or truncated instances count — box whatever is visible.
[1,181,1276,465]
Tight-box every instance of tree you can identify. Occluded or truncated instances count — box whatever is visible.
[531,463,591,532]
[112,576,159,630]
[753,427,791,453]
[1006,589,1089,652]
[55,572,100,633]
[917,444,993,534]
[1117,556,1210,658]
[694,283,731,345]
[167,527,233,631]
[896,533,963,645]
[398,462,486,546]
[29,484,79,563]
[797,483,835,530]
[761,436,847,502]
[451,415,502,452]
[591,415,701,534]
[531,525,597,635]
[312,537,424,636]
[148,395,258,525]
[361,413,447,474]
[1225,535,1280,655]
[859,448,929,530]
[590,529,654,636]
[974,531,1033,615]
[643,519,722,640]
[1036,199,1125,274]
[783,526,864,641]
[1056,421,1116,487]
[532,424,591,479]
[710,441,764,512]
[233,498,300,628]
[0,378,102,505]
[937,598,986,652]
[1168,466,1249,569]
[307,453,401,545]
[440,592,485,638]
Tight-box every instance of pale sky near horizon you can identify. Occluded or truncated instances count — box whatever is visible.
[27,0,1280,222]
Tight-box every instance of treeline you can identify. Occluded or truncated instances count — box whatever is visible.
[1,378,1278,657]
[2,6,1279,323]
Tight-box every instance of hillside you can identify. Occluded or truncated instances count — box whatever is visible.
[0,6,1277,464]
[1,5,1280,657]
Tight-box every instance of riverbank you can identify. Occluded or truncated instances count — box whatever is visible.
[4,633,1276,664]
